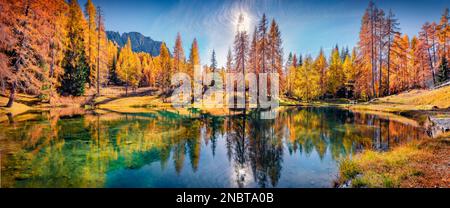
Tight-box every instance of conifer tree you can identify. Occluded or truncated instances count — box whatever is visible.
[210,49,217,72]
[292,54,298,68]
[268,19,284,91]
[107,40,119,85]
[285,53,293,96]
[233,14,249,107]
[297,54,303,67]
[3,0,35,106]
[1,0,69,106]
[226,48,233,72]
[419,22,439,86]
[188,38,200,78]
[286,53,293,69]
[159,42,172,93]
[59,0,89,96]
[386,9,400,95]
[95,6,106,95]
[343,54,356,83]
[174,33,185,73]
[234,14,249,74]
[437,57,449,83]
[314,49,327,97]
[293,56,320,101]
[438,8,449,59]
[258,14,270,73]
[137,53,153,87]
[84,0,98,87]
[116,38,142,96]
[327,47,345,95]
[340,47,350,62]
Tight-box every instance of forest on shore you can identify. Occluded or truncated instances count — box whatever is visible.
[0,0,449,108]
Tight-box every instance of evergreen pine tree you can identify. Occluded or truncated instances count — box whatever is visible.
[437,56,449,83]
[298,54,303,67]
[210,49,217,72]
[226,48,233,72]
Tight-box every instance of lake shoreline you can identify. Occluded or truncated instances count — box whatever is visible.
[2,92,450,129]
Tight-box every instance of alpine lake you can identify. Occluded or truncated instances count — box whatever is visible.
[0,106,430,188]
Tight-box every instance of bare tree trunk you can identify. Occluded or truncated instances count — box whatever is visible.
[7,113,14,124]
[125,69,128,97]
[432,38,437,67]
[242,35,246,112]
[431,36,439,85]
[424,31,436,86]
[88,13,92,89]
[370,6,376,98]
[387,40,391,95]
[6,81,16,108]
[1,78,5,95]
[49,26,56,104]
[421,58,426,88]
[378,17,384,97]
[97,7,102,96]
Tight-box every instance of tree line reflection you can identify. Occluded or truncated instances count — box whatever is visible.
[0,107,428,187]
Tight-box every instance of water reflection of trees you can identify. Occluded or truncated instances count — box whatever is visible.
[225,112,283,188]
[0,107,429,187]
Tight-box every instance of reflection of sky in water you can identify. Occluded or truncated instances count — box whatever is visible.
[0,107,429,188]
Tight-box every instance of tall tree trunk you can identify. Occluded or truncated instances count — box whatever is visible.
[378,13,384,97]
[370,7,376,98]
[425,31,436,86]
[1,78,5,95]
[379,37,383,97]
[88,15,92,89]
[431,36,438,85]
[6,81,16,108]
[387,40,391,95]
[242,35,247,111]
[6,112,14,123]
[125,70,128,96]
[97,9,101,96]
[49,26,56,104]
[256,67,260,109]
[432,38,437,66]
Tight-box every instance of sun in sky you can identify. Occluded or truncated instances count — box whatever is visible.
[232,9,252,32]
[234,10,252,33]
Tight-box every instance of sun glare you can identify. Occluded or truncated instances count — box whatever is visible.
[233,10,251,33]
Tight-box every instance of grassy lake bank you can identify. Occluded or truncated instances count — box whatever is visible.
[336,133,449,188]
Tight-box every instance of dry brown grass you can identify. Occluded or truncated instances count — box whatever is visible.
[349,86,450,113]
[379,86,450,108]
[338,132,450,188]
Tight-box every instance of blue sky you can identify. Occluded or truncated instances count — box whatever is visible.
[80,0,449,66]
